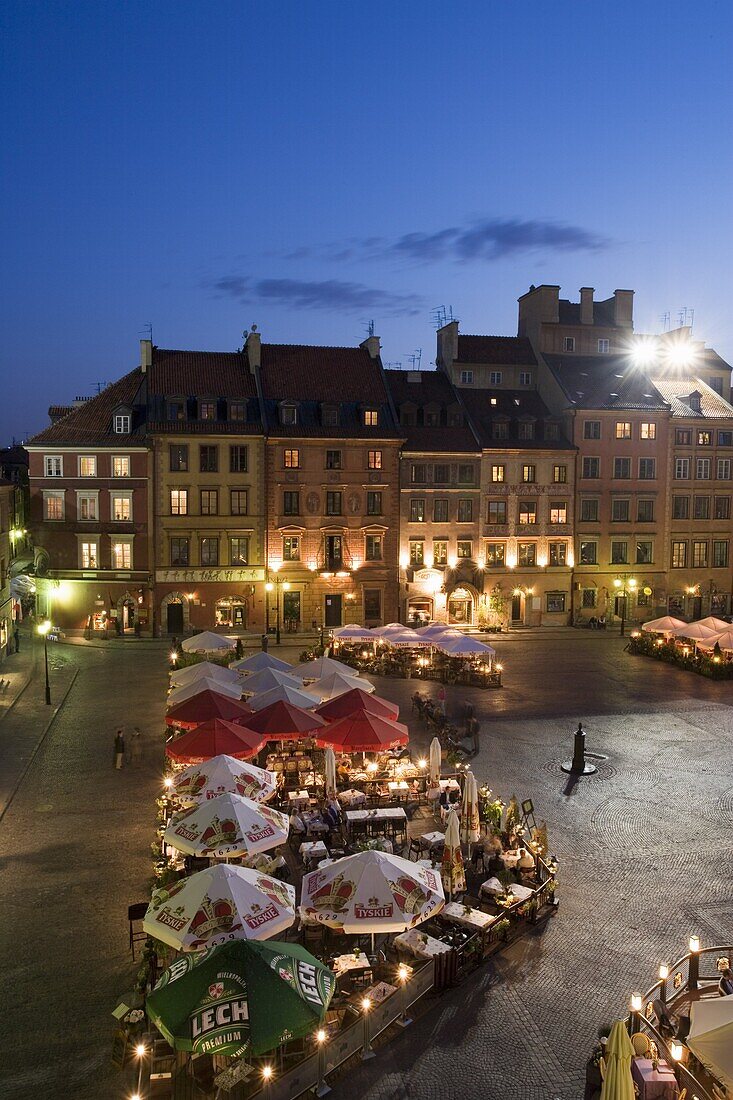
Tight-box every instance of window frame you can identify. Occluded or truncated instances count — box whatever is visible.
[170,488,188,516]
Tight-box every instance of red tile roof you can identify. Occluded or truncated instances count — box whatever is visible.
[259,344,389,403]
[27,370,145,446]
[150,349,257,396]
[456,335,537,366]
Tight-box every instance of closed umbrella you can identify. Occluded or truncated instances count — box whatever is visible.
[460,771,480,847]
[146,939,335,1056]
[441,810,465,900]
[324,747,337,795]
[165,719,266,763]
[248,684,321,712]
[308,671,373,701]
[171,662,241,688]
[172,755,277,805]
[143,864,296,951]
[181,631,235,653]
[168,677,242,708]
[600,1020,635,1100]
[165,691,252,730]
[240,667,304,698]
[164,793,288,859]
[229,651,294,675]
[429,737,442,786]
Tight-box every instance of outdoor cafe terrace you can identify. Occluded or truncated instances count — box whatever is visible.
[111,629,556,1099]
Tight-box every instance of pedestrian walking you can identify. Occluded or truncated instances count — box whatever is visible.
[113,728,125,769]
[13,625,20,653]
[130,727,143,765]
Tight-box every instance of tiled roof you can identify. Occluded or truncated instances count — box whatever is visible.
[649,376,733,419]
[149,349,257,397]
[27,370,146,446]
[557,296,616,327]
[701,348,733,371]
[397,425,479,453]
[456,335,537,366]
[48,405,74,422]
[463,388,574,450]
[384,369,478,452]
[146,421,263,435]
[543,354,669,411]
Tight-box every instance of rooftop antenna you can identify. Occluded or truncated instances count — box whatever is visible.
[430,305,455,329]
[677,307,694,330]
[405,348,422,370]
[91,381,109,394]
[661,311,671,332]
[385,361,403,370]
[363,319,376,337]
[140,322,153,343]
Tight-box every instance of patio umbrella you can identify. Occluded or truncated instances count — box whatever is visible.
[244,700,327,739]
[248,683,321,712]
[316,688,399,722]
[300,850,444,945]
[437,635,496,657]
[164,793,288,859]
[324,747,337,795]
[382,630,432,648]
[143,864,296,951]
[168,677,242,708]
[694,615,731,633]
[600,1019,635,1100]
[441,810,465,901]
[687,997,733,1091]
[670,622,720,641]
[697,628,733,653]
[429,736,442,785]
[372,623,406,636]
[460,771,480,847]
[293,656,360,682]
[332,625,379,642]
[308,671,374,701]
[641,615,686,634]
[314,712,409,752]
[181,631,235,653]
[171,662,241,688]
[172,755,277,805]
[415,622,453,636]
[166,720,267,764]
[145,938,335,1056]
[166,691,252,730]
[229,651,294,675]
[239,667,304,697]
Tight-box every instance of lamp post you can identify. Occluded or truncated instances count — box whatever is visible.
[265,580,273,638]
[37,621,51,705]
[276,581,291,646]
[613,575,637,636]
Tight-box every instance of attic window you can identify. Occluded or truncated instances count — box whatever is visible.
[517,421,535,441]
[321,405,339,427]
[199,401,216,420]
[114,414,131,434]
[545,422,560,440]
[281,404,298,426]
[364,409,379,426]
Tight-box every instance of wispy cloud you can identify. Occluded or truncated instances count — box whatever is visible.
[210,276,422,316]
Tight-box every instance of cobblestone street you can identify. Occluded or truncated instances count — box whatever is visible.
[0,628,731,1099]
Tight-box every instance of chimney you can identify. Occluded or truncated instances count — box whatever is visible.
[246,327,261,372]
[613,289,634,329]
[436,320,459,373]
[140,339,152,373]
[580,287,594,325]
[361,335,381,359]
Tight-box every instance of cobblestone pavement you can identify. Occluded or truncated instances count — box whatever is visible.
[1,628,732,1099]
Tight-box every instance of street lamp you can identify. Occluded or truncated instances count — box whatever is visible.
[37,621,52,705]
[265,580,274,637]
[613,576,637,636]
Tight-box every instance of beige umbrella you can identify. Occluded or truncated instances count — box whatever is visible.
[441,810,465,900]
[600,1020,635,1100]
[324,746,337,796]
[429,737,442,786]
[460,770,480,847]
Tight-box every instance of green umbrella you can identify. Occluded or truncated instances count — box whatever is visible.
[146,939,335,1058]
[600,1020,636,1100]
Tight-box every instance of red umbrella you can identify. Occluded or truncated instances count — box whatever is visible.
[165,719,267,764]
[242,700,327,740]
[317,688,399,722]
[314,712,409,752]
[165,690,252,730]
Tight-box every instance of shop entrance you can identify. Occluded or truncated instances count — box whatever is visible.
[511,594,523,622]
[447,587,473,625]
[216,597,248,629]
[121,599,136,632]
[324,594,342,628]
[167,601,184,634]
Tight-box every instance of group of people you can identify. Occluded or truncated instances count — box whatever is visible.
[288,795,343,837]
[113,727,143,769]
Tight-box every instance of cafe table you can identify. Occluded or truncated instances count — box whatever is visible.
[387,781,410,798]
[442,902,499,932]
[338,788,366,807]
[631,1057,680,1100]
[345,808,407,827]
[393,928,452,958]
[418,831,446,853]
[300,840,328,864]
[288,790,311,810]
[332,951,372,977]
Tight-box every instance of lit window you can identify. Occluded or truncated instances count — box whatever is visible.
[111,541,132,569]
[553,465,567,484]
[284,449,300,468]
[518,501,537,524]
[44,492,64,520]
[364,409,379,426]
[522,464,535,483]
[283,535,300,561]
[485,542,505,567]
[640,423,656,440]
[491,465,505,483]
[170,489,188,515]
[79,456,97,477]
[616,422,632,439]
[81,541,98,568]
[409,540,424,566]
[550,502,567,524]
[112,456,130,477]
[671,541,687,568]
[368,450,382,470]
[433,540,447,565]
[111,494,131,521]
[697,431,712,446]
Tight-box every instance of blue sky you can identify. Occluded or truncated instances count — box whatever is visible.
[2,0,732,443]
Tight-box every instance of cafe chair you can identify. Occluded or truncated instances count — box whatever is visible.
[630,1032,651,1056]
[677,1088,687,1100]
[128,902,148,960]
[408,838,422,861]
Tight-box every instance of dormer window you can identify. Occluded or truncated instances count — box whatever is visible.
[168,400,185,421]
[199,401,216,420]
[492,421,509,440]
[321,404,339,427]
[281,403,298,426]
[364,409,379,426]
[229,401,246,421]
[114,413,131,434]
[688,392,702,414]
[544,422,560,441]
[517,420,535,441]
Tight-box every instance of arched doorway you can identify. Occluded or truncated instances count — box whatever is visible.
[160,591,190,635]
[447,585,476,626]
[216,595,249,629]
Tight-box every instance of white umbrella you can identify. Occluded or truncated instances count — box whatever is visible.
[437,635,495,657]
[181,631,235,653]
[324,747,337,795]
[687,997,733,1091]
[640,615,687,634]
[441,810,465,900]
[383,631,433,648]
[308,671,374,701]
[294,656,360,682]
[167,678,242,708]
[172,754,277,806]
[694,616,731,633]
[143,864,295,951]
[429,737,442,785]
[415,622,453,636]
[164,793,289,858]
[240,667,304,697]
[332,625,379,642]
[460,771,480,847]
[248,683,321,712]
[372,623,406,636]
[229,651,294,675]
[697,628,733,653]
[171,662,241,688]
[300,850,444,950]
[671,622,720,641]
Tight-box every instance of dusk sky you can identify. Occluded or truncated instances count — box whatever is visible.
[2,0,732,444]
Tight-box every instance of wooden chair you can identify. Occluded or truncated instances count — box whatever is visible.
[630,1032,651,1056]
[128,902,148,960]
[407,838,422,861]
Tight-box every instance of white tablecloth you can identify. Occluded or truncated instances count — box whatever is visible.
[300,840,328,860]
[394,928,452,958]
[332,951,371,975]
[345,808,407,826]
[338,789,366,807]
[442,901,499,931]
